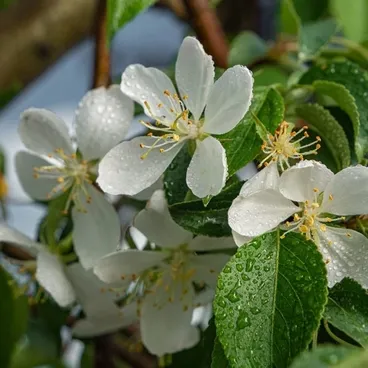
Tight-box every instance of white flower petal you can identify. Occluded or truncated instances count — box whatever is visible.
[73,302,137,338]
[94,250,167,284]
[72,185,121,269]
[191,254,230,288]
[134,190,192,248]
[75,85,134,160]
[186,136,227,198]
[15,151,60,201]
[280,160,334,202]
[188,236,236,251]
[228,189,299,237]
[232,230,253,247]
[132,176,163,201]
[141,281,199,356]
[175,37,214,121]
[0,223,42,256]
[36,251,76,307]
[19,108,74,156]
[240,162,280,197]
[121,64,178,125]
[317,226,368,288]
[203,65,253,134]
[321,166,368,215]
[97,136,185,196]
[66,263,119,317]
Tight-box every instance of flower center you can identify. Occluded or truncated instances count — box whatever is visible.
[281,188,346,242]
[138,90,203,160]
[259,121,321,170]
[33,148,93,213]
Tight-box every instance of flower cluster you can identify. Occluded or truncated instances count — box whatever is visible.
[2,35,368,360]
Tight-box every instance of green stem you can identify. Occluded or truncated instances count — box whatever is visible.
[331,37,368,61]
[58,232,74,254]
[324,319,357,348]
[312,329,319,349]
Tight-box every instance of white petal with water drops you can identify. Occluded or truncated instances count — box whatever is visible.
[317,226,368,288]
[203,65,253,134]
[321,166,368,215]
[134,189,192,248]
[231,230,253,247]
[75,85,134,160]
[121,64,178,126]
[279,160,334,202]
[94,249,167,284]
[19,108,74,156]
[228,189,299,237]
[72,184,120,269]
[97,136,185,196]
[240,162,280,197]
[175,37,214,121]
[186,136,227,198]
[36,251,76,307]
[15,151,64,201]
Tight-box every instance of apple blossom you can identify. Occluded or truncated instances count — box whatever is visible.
[228,160,368,287]
[97,36,253,199]
[15,86,133,268]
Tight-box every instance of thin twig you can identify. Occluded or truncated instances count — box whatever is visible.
[93,0,110,88]
[182,0,229,68]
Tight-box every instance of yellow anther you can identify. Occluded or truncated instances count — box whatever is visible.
[329,194,334,200]
[57,177,64,183]
[173,134,180,141]
[157,103,163,108]
[299,224,309,233]
[311,203,320,209]
[280,234,286,239]
[159,149,164,153]
[164,90,170,96]
[320,224,327,232]
[313,188,319,193]
[294,214,300,221]
[139,143,144,148]
[182,95,188,100]
[316,136,321,141]
[346,232,352,238]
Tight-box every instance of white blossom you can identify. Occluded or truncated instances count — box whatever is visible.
[0,224,136,336]
[97,36,253,199]
[94,190,235,356]
[15,86,133,268]
[228,160,368,287]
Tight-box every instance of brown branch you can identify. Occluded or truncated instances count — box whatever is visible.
[111,342,157,368]
[0,0,98,90]
[182,0,229,68]
[93,0,110,88]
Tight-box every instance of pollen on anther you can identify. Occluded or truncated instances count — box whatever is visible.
[313,187,319,193]
[329,194,334,200]
[346,232,352,238]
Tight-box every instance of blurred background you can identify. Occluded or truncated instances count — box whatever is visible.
[1,0,368,366]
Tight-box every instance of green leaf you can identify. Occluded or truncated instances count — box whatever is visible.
[218,87,284,177]
[107,0,156,41]
[229,31,268,67]
[212,338,230,368]
[253,66,289,87]
[330,0,368,43]
[214,231,328,368]
[289,345,357,368]
[299,19,338,61]
[81,344,95,368]
[10,296,29,349]
[169,179,242,237]
[288,0,328,23]
[324,278,368,347]
[164,145,191,206]
[299,61,368,161]
[0,267,16,367]
[295,103,351,171]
